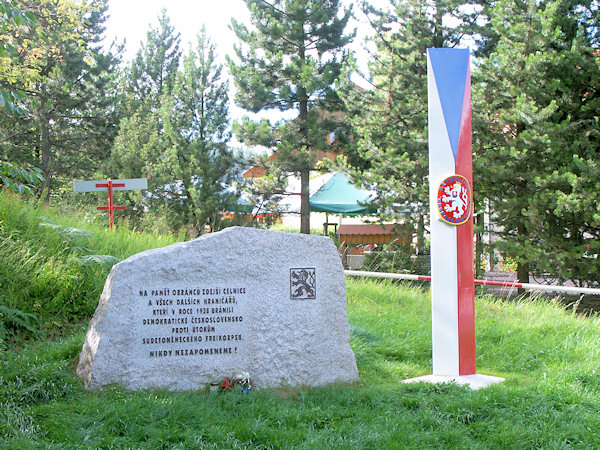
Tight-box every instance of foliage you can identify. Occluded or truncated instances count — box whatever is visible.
[1,278,600,446]
[108,14,242,234]
[229,0,354,234]
[238,167,290,225]
[73,254,121,267]
[126,8,181,111]
[105,102,165,222]
[159,28,240,234]
[0,0,121,197]
[0,304,41,349]
[106,10,180,223]
[363,245,431,275]
[0,191,179,343]
[0,0,35,114]
[0,2,45,195]
[336,0,490,255]
[474,0,600,285]
[0,161,43,194]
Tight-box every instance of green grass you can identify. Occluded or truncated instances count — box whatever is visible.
[1,279,599,448]
[1,191,600,447]
[268,223,326,235]
[0,191,180,342]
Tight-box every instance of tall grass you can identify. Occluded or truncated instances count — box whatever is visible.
[0,192,180,344]
[1,279,599,447]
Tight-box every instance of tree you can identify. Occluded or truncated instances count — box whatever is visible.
[159,29,238,233]
[0,0,120,198]
[337,0,487,254]
[126,8,181,111]
[0,0,35,114]
[106,10,181,220]
[0,0,43,193]
[474,0,600,285]
[108,21,240,234]
[229,0,354,234]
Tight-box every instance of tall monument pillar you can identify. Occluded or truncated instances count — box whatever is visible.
[428,48,476,376]
[404,48,503,389]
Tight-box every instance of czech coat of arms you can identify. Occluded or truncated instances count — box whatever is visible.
[437,175,471,225]
[290,268,316,300]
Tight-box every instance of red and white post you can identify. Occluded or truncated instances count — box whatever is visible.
[95,180,126,229]
[403,49,503,389]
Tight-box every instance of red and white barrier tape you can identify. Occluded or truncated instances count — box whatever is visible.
[344,270,600,296]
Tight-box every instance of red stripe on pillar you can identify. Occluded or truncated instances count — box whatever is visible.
[455,63,476,375]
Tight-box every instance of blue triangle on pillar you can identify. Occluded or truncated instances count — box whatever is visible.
[428,48,469,161]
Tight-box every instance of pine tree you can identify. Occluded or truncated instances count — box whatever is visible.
[160,29,237,233]
[338,0,485,254]
[0,0,120,198]
[126,8,181,111]
[106,10,181,221]
[109,23,240,233]
[229,0,354,234]
[474,0,600,285]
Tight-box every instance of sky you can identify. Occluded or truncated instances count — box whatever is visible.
[102,0,383,122]
[103,0,252,63]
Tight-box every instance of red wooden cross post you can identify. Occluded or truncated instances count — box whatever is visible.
[73,178,148,229]
[95,180,126,229]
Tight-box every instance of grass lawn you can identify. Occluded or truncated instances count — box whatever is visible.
[1,192,599,448]
[1,279,599,448]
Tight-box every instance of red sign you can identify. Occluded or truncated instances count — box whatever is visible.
[437,175,471,225]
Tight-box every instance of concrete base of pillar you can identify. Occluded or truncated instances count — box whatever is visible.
[402,373,505,390]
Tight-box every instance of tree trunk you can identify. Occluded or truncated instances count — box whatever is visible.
[39,109,52,203]
[416,213,425,255]
[516,218,530,294]
[300,169,310,234]
[475,212,484,279]
[516,179,529,293]
[517,260,530,295]
[298,37,310,235]
[517,220,529,286]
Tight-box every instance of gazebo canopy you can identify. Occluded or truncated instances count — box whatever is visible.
[309,173,375,215]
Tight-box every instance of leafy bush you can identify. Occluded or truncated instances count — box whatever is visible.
[0,305,41,349]
[0,162,43,194]
[0,216,109,338]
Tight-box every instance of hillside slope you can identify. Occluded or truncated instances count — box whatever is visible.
[0,192,178,345]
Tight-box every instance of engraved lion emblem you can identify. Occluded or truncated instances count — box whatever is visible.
[290,268,316,299]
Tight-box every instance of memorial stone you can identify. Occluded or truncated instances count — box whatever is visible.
[77,227,358,390]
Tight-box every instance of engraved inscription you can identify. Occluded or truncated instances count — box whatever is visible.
[138,286,247,359]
